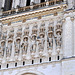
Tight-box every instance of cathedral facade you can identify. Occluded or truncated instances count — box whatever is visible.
[0,0,75,75]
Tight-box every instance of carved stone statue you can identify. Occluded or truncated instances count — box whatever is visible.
[23,37,28,54]
[56,37,61,47]
[1,41,5,56]
[48,38,53,48]
[7,41,12,56]
[39,35,45,50]
[56,33,61,47]
[31,36,36,52]
[15,39,20,55]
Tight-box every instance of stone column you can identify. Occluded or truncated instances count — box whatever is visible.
[67,0,74,9]
[43,32,48,56]
[63,17,73,57]
[14,0,19,8]
[12,0,15,9]
[35,41,39,58]
[10,40,15,61]
[73,17,75,56]
[2,0,5,7]
[2,42,6,63]
[31,0,34,2]
[18,42,22,61]
[23,0,27,6]
[10,28,17,61]
[34,0,40,3]
[0,23,2,39]
[43,21,49,56]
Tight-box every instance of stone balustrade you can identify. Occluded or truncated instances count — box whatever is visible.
[2,0,64,16]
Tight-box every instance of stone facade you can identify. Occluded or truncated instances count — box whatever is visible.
[0,0,75,75]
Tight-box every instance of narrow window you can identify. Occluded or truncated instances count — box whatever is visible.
[49,57,51,61]
[4,0,13,11]
[40,59,42,63]
[41,0,45,3]
[23,61,25,65]
[32,60,34,64]
[6,64,9,68]
[15,63,17,67]
[58,56,60,60]
[26,0,30,6]
[0,65,1,69]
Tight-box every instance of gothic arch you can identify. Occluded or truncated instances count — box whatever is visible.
[16,70,44,75]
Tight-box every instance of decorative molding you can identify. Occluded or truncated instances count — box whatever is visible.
[0,4,67,25]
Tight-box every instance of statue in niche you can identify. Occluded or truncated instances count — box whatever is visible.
[48,38,53,48]
[15,39,20,55]
[23,37,28,54]
[56,33,61,47]
[39,34,45,50]
[48,33,53,49]
[7,41,12,56]
[31,36,36,52]
[1,41,5,56]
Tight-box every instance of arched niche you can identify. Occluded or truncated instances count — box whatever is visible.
[16,70,44,75]
[22,73,37,75]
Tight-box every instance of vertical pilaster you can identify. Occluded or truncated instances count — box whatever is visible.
[10,40,15,61]
[10,27,17,61]
[2,42,6,63]
[43,21,49,56]
[52,37,57,61]
[63,17,73,57]
[73,17,75,56]
[35,41,39,58]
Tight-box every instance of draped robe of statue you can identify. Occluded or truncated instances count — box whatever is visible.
[48,38,53,48]
[31,37,36,52]
[56,33,61,47]
[1,42,5,56]
[15,40,20,55]
[7,42,12,56]
[23,38,28,54]
[39,35,44,50]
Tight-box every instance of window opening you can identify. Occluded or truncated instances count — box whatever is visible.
[26,0,31,6]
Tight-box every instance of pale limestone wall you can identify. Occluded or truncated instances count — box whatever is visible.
[0,58,75,75]
[74,13,75,56]
[0,2,75,75]
[63,16,73,57]
[0,61,62,75]
[62,58,75,75]
[63,11,75,58]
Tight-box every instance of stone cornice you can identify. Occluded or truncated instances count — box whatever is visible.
[0,4,67,25]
